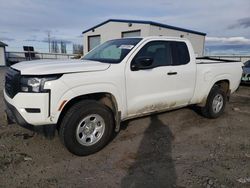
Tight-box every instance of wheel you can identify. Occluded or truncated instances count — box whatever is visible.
[59,100,114,156]
[201,85,227,118]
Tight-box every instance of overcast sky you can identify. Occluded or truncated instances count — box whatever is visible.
[0,0,249,54]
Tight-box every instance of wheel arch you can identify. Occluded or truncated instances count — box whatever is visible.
[57,92,121,132]
[198,79,230,107]
[211,79,230,93]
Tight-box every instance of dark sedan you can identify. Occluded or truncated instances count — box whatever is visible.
[242,60,250,83]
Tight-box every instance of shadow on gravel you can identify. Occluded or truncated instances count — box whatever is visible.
[121,115,177,188]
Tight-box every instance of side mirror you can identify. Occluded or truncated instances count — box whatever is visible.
[131,57,153,71]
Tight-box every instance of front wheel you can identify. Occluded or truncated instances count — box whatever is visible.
[201,86,227,118]
[59,100,114,156]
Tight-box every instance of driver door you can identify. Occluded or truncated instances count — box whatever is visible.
[125,40,176,116]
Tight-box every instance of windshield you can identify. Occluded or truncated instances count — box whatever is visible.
[245,60,250,67]
[82,38,142,63]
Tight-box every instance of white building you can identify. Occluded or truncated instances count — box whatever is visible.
[82,19,206,56]
[0,41,7,66]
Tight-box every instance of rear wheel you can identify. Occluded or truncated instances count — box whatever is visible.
[201,86,227,118]
[59,100,114,156]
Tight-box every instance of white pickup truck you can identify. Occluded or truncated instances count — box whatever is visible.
[4,37,242,156]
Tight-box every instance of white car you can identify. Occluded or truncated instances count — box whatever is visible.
[4,37,243,156]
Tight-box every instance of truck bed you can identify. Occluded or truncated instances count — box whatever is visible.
[191,57,243,105]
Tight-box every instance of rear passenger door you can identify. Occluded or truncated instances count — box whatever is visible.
[167,41,196,106]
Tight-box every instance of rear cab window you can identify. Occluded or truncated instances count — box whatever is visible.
[171,41,190,65]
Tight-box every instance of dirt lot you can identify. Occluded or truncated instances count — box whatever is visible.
[0,67,250,188]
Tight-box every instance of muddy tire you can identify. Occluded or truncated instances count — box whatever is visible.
[201,85,227,119]
[59,100,114,156]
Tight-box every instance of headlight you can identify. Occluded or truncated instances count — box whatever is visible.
[20,75,62,92]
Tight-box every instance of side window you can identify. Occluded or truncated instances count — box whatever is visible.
[171,42,190,65]
[133,41,172,68]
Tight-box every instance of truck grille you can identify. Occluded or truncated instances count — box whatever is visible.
[5,68,21,98]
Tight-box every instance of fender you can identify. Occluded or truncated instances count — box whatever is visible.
[51,83,124,124]
[198,74,231,106]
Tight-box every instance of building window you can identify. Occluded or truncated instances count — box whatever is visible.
[121,30,141,38]
[88,35,101,51]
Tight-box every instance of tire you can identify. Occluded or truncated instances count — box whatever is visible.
[201,85,227,119]
[59,100,114,156]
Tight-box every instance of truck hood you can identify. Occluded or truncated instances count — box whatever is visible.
[11,59,111,75]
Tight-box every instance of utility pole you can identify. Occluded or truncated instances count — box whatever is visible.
[48,31,51,53]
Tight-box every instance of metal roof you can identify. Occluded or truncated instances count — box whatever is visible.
[82,19,206,36]
[0,41,8,47]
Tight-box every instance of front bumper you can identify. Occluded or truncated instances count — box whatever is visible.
[5,99,56,138]
[4,90,56,138]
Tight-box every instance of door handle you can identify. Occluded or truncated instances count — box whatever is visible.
[167,72,177,75]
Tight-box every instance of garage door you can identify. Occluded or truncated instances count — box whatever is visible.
[122,30,141,38]
[88,35,101,51]
[0,48,5,66]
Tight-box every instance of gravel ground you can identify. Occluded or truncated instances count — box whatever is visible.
[0,67,250,188]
